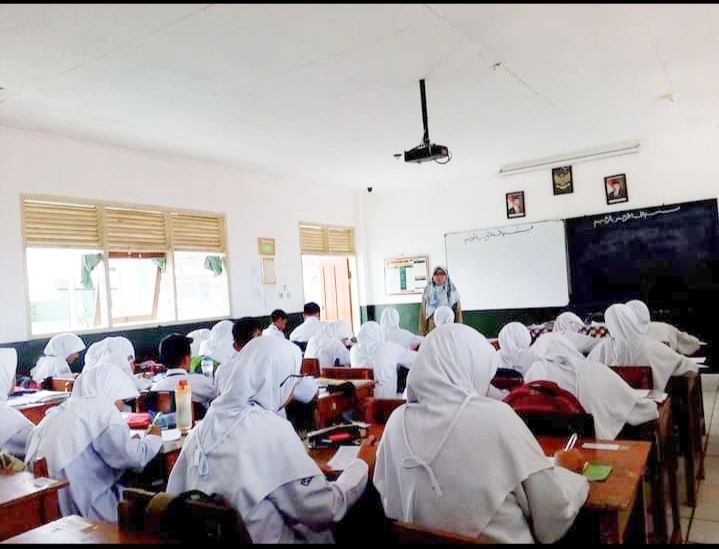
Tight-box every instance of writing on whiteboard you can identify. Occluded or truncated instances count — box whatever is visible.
[592,206,681,228]
[464,225,534,246]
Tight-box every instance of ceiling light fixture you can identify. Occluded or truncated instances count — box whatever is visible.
[498,142,640,176]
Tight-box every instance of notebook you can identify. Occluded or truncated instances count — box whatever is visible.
[327,446,360,471]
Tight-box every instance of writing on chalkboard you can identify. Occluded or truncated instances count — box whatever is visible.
[464,225,534,246]
[592,206,681,228]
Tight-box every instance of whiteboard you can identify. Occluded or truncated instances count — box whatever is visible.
[445,220,569,309]
[384,256,429,295]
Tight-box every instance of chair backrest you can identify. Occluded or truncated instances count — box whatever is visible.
[503,381,595,437]
[321,367,374,380]
[390,520,495,544]
[301,358,321,377]
[609,366,654,390]
[491,368,524,391]
[118,488,252,543]
[47,377,74,392]
[360,398,405,425]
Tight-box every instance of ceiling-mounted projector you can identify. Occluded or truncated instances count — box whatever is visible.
[400,79,451,164]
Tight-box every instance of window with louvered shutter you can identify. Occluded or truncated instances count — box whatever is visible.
[171,213,226,252]
[23,199,100,249]
[104,207,168,251]
[327,227,355,254]
[299,223,355,255]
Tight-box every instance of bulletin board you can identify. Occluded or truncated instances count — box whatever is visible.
[384,256,429,295]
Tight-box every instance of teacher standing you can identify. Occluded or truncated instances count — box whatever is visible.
[418,265,463,335]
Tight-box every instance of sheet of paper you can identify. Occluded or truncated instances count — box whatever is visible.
[327,446,361,471]
[129,429,146,439]
[582,442,620,451]
[161,428,181,442]
[634,389,650,399]
[7,390,69,407]
[689,357,706,364]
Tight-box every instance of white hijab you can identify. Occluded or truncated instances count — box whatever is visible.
[187,329,212,357]
[167,336,319,518]
[31,333,86,382]
[330,320,353,342]
[305,323,345,367]
[85,337,134,372]
[1,349,34,449]
[625,300,651,333]
[374,324,552,536]
[24,365,139,473]
[588,304,693,391]
[552,312,599,354]
[432,306,455,327]
[525,334,653,440]
[198,320,236,365]
[352,322,385,366]
[497,322,536,374]
[380,308,423,349]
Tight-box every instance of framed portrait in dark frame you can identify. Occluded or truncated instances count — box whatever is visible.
[552,165,574,195]
[506,191,526,219]
[604,174,629,205]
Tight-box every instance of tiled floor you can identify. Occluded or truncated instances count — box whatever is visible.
[682,373,719,543]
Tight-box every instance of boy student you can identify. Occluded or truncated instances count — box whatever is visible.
[151,334,216,405]
[289,302,322,345]
[214,317,262,395]
[263,309,289,338]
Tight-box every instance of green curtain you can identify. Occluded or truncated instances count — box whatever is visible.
[80,253,104,289]
[204,256,224,277]
[152,257,167,272]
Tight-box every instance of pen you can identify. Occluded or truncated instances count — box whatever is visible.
[564,432,578,452]
[151,412,164,427]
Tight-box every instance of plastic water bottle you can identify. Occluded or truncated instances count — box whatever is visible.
[201,356,214,380]
[175,379,193,434]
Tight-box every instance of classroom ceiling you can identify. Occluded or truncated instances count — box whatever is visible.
[1,4,718,189]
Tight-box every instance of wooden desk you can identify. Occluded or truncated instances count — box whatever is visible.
[0,472,69,540]
[1,515,162,544]
[538,436,651,544]
[122,432,186,491]
[12,400,65,425]
[316,379,375,428]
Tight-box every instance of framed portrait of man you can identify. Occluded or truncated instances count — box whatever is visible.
[506,191,526,219]
[604,174,629,205]
[552,165,573,195]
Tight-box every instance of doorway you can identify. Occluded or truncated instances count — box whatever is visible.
[301,255,360,334]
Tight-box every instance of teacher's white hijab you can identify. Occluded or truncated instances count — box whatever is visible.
[432,306,455,327]
[1,349,34,450]
[497,322,536,374]
[199,320,235,365]
[374,324,552,536]
[25,365,139,473]
[167,336,319,517]
[525,333,655,440]
[31,333,86,382]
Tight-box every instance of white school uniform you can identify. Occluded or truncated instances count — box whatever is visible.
[351,322,416,399]
[626,300,703,356]
[262,323,286,338]
[374,324,588,543]
[305,322,351,367]
[380,308,424,350]
[24,366,162,522]
[150,368,216,405]
[497,322,536,375]
[552,312,600,354]
[30,333,86,382]
[289,316,322,343]
[84,337,151,391]
[588,304,698,391]
[0,349,33,458]
[167,336,368,543]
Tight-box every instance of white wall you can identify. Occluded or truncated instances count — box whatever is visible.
[358,127,719,306]
[0,126,357,343]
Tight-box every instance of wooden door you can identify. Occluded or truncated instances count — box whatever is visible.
[319,257,353,326]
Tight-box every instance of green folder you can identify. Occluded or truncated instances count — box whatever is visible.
[583,463,613,482]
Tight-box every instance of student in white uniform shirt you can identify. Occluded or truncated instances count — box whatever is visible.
[263,309,289,338]
[496,322,536,375]
[551,312,600,355]
[151,334,216,405]
[380,308,423,350]
[214,317,262,395]
[30,333,86,383]
[432,306,455,327]
[84,336,152,391]
[289,302,323,344]
[167,335,375,543]
[187,328,211,357]
[0,349,33,458]
[524,333,658,440]
[304,321,351,367]
[626,299,704,356]
[24,365,162,522]
[350,322,416,398]
[588,304,698,391]
[374,324,589,543]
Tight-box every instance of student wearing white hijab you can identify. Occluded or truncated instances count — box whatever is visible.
[305,322,351,367]
[588,304,698,391]
[552,312,600,355]
[496,322,536,375]
[524,333,658,440]
[198,320,236,366]
[289,302,323,344]
[351,322,417,399]
[418,266,462,335]
[374,324,589,543]
[0,349,33,458]
[84,337,151,391]
[24,365,162,522]
[380,308,423,350]
[30,333,86,383]
[167,336,373,543]
[432,306,455,327]
[187,328,211,357]
[626,300,703,356]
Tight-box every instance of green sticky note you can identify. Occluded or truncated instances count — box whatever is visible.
[583,463,613,482]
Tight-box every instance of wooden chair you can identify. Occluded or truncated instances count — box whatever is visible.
[360,398,405,425]
[301,358,321,377]
[491,369,524,391]
[608,366,654,390]
[321,367,374,380]
[390,520,495,544]
[118,488,252,543]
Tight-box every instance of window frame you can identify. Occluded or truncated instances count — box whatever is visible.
[20,193,232,339]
